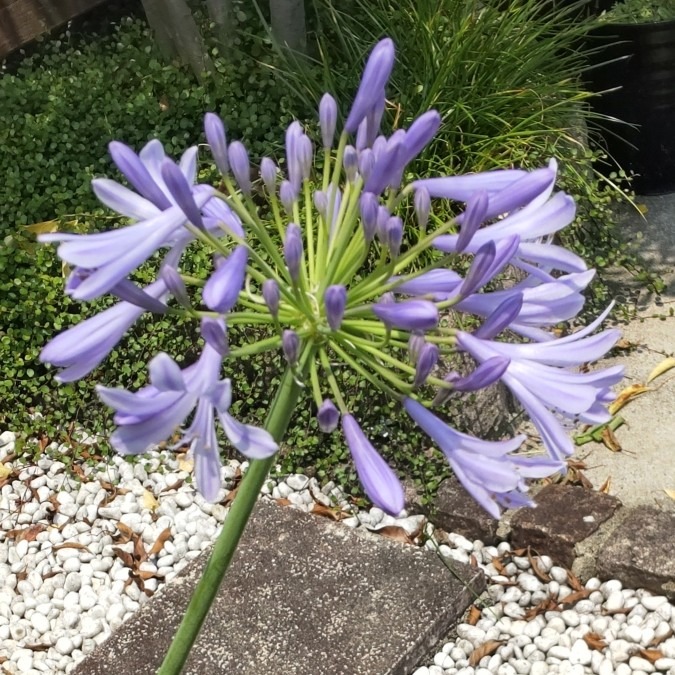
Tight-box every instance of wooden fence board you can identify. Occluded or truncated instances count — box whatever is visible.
[0,0,108,58]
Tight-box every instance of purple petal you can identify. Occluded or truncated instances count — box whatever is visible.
[204,112,229,176]
[390,269,462,298]
[200,317,229,356]
[161,159,204,228]
[202,245,248,313]
[324,285,347,331]
[456,191,488,253]
[149,352,187,392]
[317,399,340,433]
[414,168,528,201]
[341,414,404,515]
[218,412,278,459]
[372,299,439,331]
[91,179,160,221]
[472,294,524,340]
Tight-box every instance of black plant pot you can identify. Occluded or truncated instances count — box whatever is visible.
[585,18,675,194]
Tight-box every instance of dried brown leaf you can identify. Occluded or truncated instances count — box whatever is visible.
[148,528,172,557]
[584,632,607,651]
[601,427,622,452]
[649,627,673,647]
[524,595,558,619]
[114,522,134,544]
[6,524,45,542]
[112,547,135,568]
[646,357,675,384]
[310,503,347,521]
[466,605,482,626]
[599,476,612,494]
[608,384,651,415]
[491,556,507,575]
[560,589,592,608]
[53,542,89,551]
[566,570,585,592]
[638,648,664,664]
[527,548,551,583]
[221,485,239,507]
[133,533,147,564]
[275,498,292,507]
[374,525,415,545]
[469,640,503,667]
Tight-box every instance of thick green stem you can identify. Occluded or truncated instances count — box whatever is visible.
[157,367,302,675]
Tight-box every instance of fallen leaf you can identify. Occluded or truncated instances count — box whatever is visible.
[649,627,673,647]
[527,548,551,583]
[373,525,415,545]
[466,605,482,625]
[0,463,11,480]
[614,338,640,351]
[310,503,347,521]
[24,220,59,235]
[491,556,507,575]
[566,570,585,592]
[133,532,147,564]
[584,632,607,651]
[177,457,194,473]
[115,522,134,544]
[469,640,503,667]
[608,384,651,415]
[275,498,292,507]
[636,202,648,215]
[141,490,159,512]
[221,485,239,507]
[646,357,675,384]
[638,648,664,664]
[599,476,612,494]
[560,589,592,607]
[6,524,45,542]
[112,547,135,568]
[664,489,675,501]
[524,595,559,619]
[53,542,89,551]
[148,528,172,557]
[601,427,622,452]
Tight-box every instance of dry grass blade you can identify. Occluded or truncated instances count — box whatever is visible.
[53,542,89,551]
[608,384,651,415]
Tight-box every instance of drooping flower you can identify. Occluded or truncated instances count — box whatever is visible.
[202,246,248,314]
[341,414,404,515]
[317,399,340,433]
[97,344,277,501]
[404,398,563,517]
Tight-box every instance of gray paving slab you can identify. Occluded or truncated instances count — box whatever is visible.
[576,193,675,510]
[75,500,485,675]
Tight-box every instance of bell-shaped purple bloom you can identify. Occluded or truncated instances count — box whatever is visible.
[341,414,404,515]
[408,332,426,365]
[365,132,406,195]
[108,278,169,313]
[375,204,391,241]
[414,343,439,386]
[40,189,212,301]
[202,245,248,313]
[457,304,624,460]
[403,398,564,517]
[201,317,228,356]
[472,294,524,341]
[343,145,358,182]
[414,186,431,231]
[372,299,439,331]
[284,223,303,283]
[97,345,277,501]
[358,149,376,181]
[345,39,395,133]
[385,216,403,258]
[317,399,340,433]
[285,121,304,189]
[433,356,511,406]
[280,180,299,212]
[227,141,251,195]
[160,264,190,308]
[262,279,280,318]
[324,285,347,331]
[260,157,278,192]
[40,280,168,382]
[282,329,300,365]
[204,112,229,176]
[456,190,488,253]
[319,94,338,149]
[359,192,379,242]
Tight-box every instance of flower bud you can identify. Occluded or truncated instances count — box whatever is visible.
[280,180,298,212]
[262,279,280,318]
[260,157,277,192]
[160,264,190,308]
[414,186,431,232]
[324,285,347,331]
[161,159,203,229]
[372,299,439,331]
[282,329,300,365]
[457,190,488,253]
[313,190,327,216]
[285,121,303,188]
[408,333,425,365]
[298,134,313,181]
[376,205,390,241]
[358,149,375,182]
[359,192,378,242]
[204,112,229,176]
[317,399,340,433]
[385,216,403,258]
[203,246,248,313]
[284,222,303,283]
[343,145,358,182]
[227,141,251,195]
[319,94,338,149]
[413,343,439,387]
[200,317,228,356]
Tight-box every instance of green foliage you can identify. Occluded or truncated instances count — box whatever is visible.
[0,13,293,445]
[600,0,675,23]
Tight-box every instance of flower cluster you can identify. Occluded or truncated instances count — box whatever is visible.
[40,39,623,518]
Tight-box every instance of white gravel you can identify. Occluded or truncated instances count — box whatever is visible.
[1,428,675,675]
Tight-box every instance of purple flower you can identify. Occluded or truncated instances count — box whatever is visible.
[343,145,358,182]
[458,236,520,299]
[40,280,168,382]
[160,264,189,308]
[260,157,277,192]
[324,285,347,331]
[204,112,229,176]
[262,279,280,318]
[404,398,563,517]
[356,97,386,150]
[284,223,303,283]
[341,414,404,515]
[40,189,212,301]
[414,167,528,201]
[414,343,439,386]
[408,333,426,364]
[161,158,204,229]
[456,190,488,253]
[365,131,406,195]
[319,94,338,149]
[201,317,228,356]
[97,345,277,501]
[317,399,340,433]
[457,304,624,460]
[200,196,244,238]
[414,187,431,231]
[359,192,379,242]
[345,39,395,133]
[282,330,300,365]
[202,245,248,313]
[280,180,299,212]
[372,299,439,331]
[385,216,403,258]
[390,269,462,300]
[358,149,376,181]
[285,121,304,189]
[400,110,441,166]
[227,141,251,195]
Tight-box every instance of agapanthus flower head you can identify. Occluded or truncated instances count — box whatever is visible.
[41,36,622,517]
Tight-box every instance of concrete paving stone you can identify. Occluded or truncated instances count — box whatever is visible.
[596,505,675,600]
[74,500,485,675]
[510,484,622,568]
[427,476,500,544]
